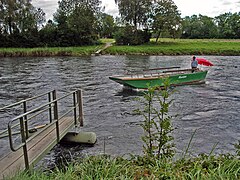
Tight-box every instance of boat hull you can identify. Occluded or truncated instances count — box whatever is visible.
[109,70,208,89]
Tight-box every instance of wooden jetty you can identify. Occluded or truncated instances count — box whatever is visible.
[0,89,84,179]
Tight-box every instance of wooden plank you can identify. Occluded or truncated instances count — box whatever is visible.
[162,68,194,73]
[0,117,74,179]
[143,66,180,71]
[28,117,74,166]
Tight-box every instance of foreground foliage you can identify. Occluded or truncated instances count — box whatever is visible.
[11,154,240,180]
[135,79,175,159]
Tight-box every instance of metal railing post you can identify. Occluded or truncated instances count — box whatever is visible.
[48,92,53,123]
[20,117,29,169]
[23,101,29,139]
[73,91,77,126]
[52,90,60,142]
[77,90,84,126]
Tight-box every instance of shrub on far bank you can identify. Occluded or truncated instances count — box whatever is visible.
[114,25,151,45]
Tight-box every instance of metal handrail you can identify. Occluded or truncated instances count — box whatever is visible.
[58,107,76,121]
[0,90,55,137]
[27,105,54,122]
[8,90,78,123]
[0,120,21,136]
[0,90,54,111]
[6,89,83,156]
[0,105,53,137]
[8,120,25,151]
[9,101,54,124]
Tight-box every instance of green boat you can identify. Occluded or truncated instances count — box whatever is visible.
[109,67,208,89]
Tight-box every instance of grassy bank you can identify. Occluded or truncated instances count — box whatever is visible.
[103,39,240,56]
[0,46,101,57]
[0,39,240,57]
[12,154,240,179]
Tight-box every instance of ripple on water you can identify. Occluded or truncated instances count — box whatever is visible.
[0,56,239,161]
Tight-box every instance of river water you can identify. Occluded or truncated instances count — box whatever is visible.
[0,55,240,163]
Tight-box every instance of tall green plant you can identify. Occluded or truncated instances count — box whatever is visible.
[234,140,240,157]
[135,79,175,159]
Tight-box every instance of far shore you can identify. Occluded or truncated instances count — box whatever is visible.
[0,38,240,57]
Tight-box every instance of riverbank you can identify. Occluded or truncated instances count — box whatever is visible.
[0,39,240,57]
[0,46,101,57]
[104,38,240,56]
[13,154,240,179]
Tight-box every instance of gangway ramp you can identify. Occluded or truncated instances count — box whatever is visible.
[0,89,84,179]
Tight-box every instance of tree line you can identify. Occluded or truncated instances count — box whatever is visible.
[0,0,240,47]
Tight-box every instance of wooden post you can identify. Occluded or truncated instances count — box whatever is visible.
[20,117,29,169]
[77,90,84,126]
[52,90,60,142]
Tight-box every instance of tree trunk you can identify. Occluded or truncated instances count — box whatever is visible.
[155,31,161,43]
[8,19,12,35]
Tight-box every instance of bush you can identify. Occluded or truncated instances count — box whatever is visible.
[0,31,40,48]
[114,25,151,45]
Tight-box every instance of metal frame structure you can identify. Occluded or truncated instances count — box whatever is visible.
[0,89,83,172]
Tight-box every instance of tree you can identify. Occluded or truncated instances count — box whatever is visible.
[0,0,18,34]
[115,0,152,29]
[53,0,101,46]
[39,20,58,47]
[215,12,240,39]
[182,15,202,38]
[98,13,115,38]
[182,15,218,39]
[198,15,217,38]
[152,0,181,42]
[230,13,240,38]
[0,0,45,34]
[55,0,101,17]
[34,8,46,29]
[0,0,45,47]
[114,24,151,45]
[68,4,98,45]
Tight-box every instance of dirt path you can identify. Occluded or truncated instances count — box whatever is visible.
[94,42,113,55]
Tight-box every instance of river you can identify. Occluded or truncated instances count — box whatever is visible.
[0,55,239,165]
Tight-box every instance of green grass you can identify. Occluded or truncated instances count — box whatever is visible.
[1,38,240,57]
[103,38,240,56]
[0,46,102,57]
[10,154,240,179]
[99,38,116,44]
